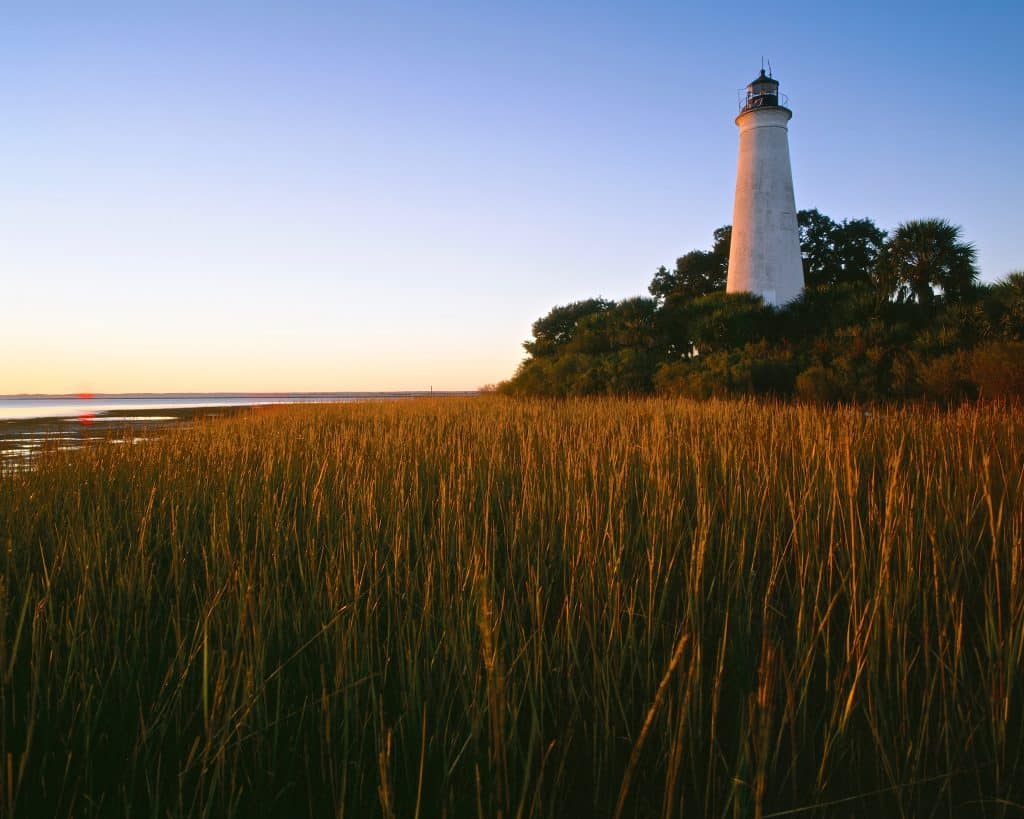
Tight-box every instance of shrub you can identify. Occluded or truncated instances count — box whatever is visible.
[967,341,1024,399]
[795,366,842,403]
[917,352,975,402]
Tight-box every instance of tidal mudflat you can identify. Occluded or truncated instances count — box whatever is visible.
[0,407,235,472]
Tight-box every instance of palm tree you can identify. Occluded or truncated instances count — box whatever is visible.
[873,219,978,305]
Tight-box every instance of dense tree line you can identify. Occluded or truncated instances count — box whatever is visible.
[500,211,1024,401]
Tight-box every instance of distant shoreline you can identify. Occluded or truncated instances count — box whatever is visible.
[0,391,478,400]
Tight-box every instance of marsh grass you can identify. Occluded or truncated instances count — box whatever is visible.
[0,397,1022,817]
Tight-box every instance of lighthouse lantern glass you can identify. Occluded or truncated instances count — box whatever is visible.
[739,84,789,113]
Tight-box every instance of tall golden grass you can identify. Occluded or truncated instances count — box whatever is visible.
[0,397,1021,817]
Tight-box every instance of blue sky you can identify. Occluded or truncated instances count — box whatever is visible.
[2,0,1021,392]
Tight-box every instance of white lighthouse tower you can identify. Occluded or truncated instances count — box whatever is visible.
[726,69,804,306]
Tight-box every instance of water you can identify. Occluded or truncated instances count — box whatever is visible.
[0,392,470,471]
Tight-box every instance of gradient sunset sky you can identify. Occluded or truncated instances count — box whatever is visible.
[3,0,1021,394]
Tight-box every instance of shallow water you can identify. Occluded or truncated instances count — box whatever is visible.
[1,414,169,473]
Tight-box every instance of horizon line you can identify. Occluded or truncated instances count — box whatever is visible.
[0,390,481,400]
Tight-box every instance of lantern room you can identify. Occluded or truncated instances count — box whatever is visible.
[739,69,789,113]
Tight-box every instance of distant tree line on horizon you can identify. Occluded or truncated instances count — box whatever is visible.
[498,211,1024,402]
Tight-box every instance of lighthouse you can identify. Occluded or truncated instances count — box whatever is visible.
[726,69,804,306]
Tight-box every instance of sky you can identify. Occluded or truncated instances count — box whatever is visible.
[2,0,1021,394]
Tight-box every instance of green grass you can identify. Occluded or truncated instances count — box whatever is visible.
[1,397,1022,818]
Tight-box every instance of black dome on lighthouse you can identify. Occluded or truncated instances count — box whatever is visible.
[749,69,779,87]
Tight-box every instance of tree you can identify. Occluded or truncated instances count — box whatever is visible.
[523,298,612,358]
[603,297,661,351]
[567,297,661,355]
[798,209,840,288]
[777,281,878,341]
[649,226,731,302]
[874,219,978,306]
[833,218,886,286]
[502,298,663,396]
[682,291,772,355]
[798,209,885,289]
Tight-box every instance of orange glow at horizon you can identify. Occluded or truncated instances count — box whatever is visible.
[1,342,517,395]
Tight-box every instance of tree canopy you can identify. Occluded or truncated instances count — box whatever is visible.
[500,211,1021,402]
